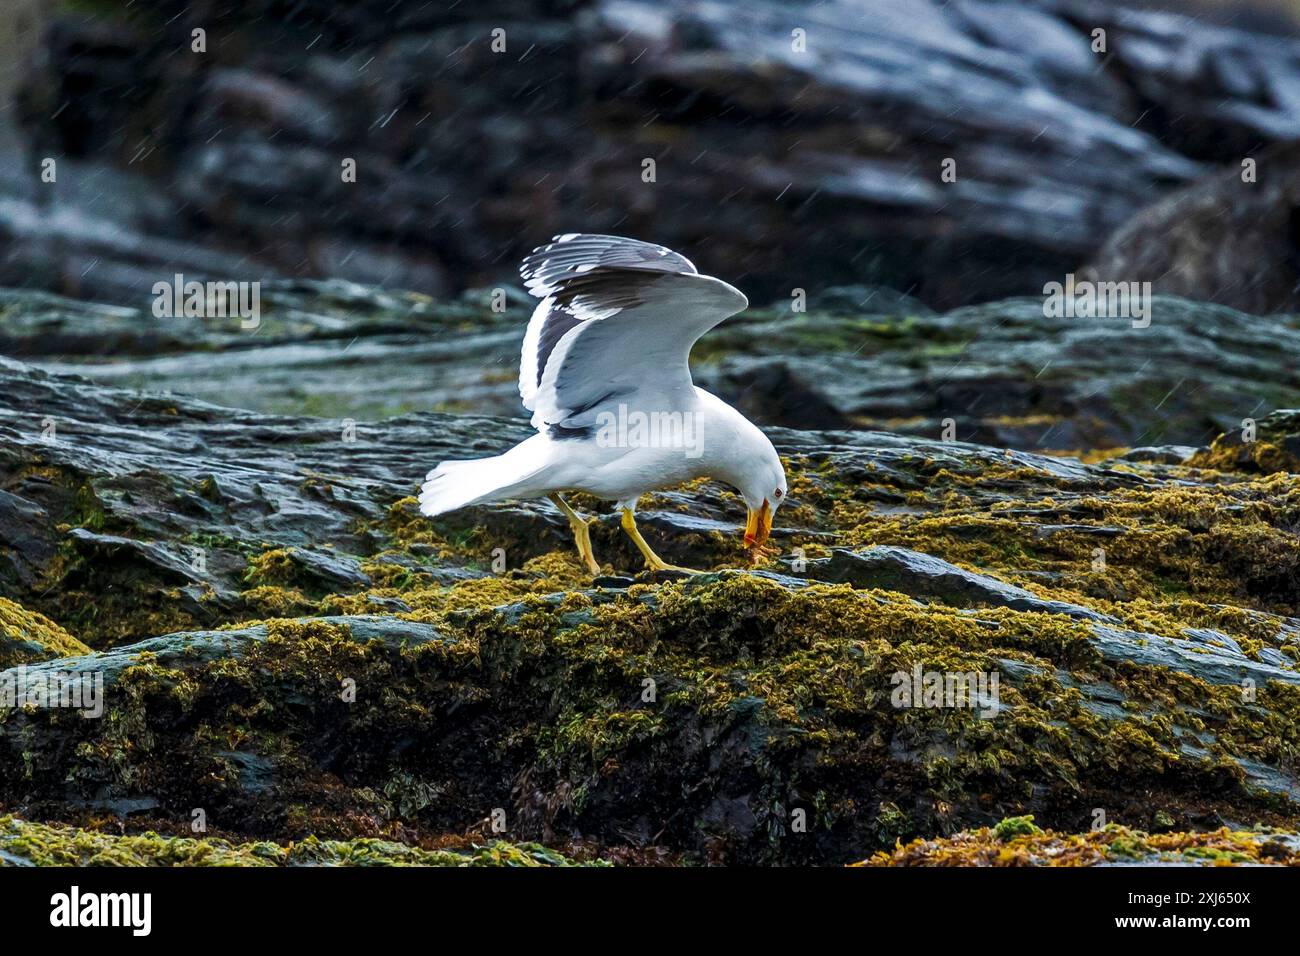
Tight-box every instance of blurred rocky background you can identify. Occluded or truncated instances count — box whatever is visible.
[3,0,1300,312]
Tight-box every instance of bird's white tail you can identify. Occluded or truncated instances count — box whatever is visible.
[418,436,550,517]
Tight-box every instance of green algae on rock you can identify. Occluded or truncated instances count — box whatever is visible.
[0,815,595,867]
[5,571,1300,864]
[863,818,1300,867]
[0,597,90,669]
[2,351,1300,865]
[1188,409,1300,476]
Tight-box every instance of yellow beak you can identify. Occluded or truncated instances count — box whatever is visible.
[744,499,772,549]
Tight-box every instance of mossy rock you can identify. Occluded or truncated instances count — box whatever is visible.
[863,822,1300,867]
[1189,409,1300,475]
[0,815,596,867]
[5,572,1300,865]
[0,597,90,669]
[4,353,1300,864]
[993,815,1042,841]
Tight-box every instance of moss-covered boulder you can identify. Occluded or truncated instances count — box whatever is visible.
[5,567,1300,864]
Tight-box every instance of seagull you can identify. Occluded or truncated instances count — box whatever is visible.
[418,234,786,574]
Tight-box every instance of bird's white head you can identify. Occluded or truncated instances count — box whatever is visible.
[736,436,787,553]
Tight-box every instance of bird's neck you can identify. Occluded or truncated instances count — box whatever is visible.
[689,387,775,481]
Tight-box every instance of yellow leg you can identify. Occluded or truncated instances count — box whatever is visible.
[549,494,600,575]
[620,508,700,574]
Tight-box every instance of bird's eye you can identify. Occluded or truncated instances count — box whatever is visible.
[774,489,783,499]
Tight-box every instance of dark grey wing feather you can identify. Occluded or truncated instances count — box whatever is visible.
[515,235,745,430]
[518,235,701,412]
[519,234,696,298]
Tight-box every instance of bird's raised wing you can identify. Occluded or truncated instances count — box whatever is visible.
[517,234,747,432]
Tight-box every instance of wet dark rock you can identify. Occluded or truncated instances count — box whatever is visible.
[0,488,55,590]
[19,615,447,685]
[702,295,1300,451]
[805,546,1118,623]
[724,363,852,431]
[269,548,374,594]
[1183,627,1243,656]
[1117,446,1198,464]
[6,285,1300,451]
[1029,524,1125,540]
[1088,624,1300,689]
[10,1,1300,308]
[65,529,217,590]
[1083,142,1300,314]
[590,575,637,590]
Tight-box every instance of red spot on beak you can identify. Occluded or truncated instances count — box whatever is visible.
[744,499,772,550]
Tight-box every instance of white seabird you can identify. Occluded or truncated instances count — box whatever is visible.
[418,234,787,574]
